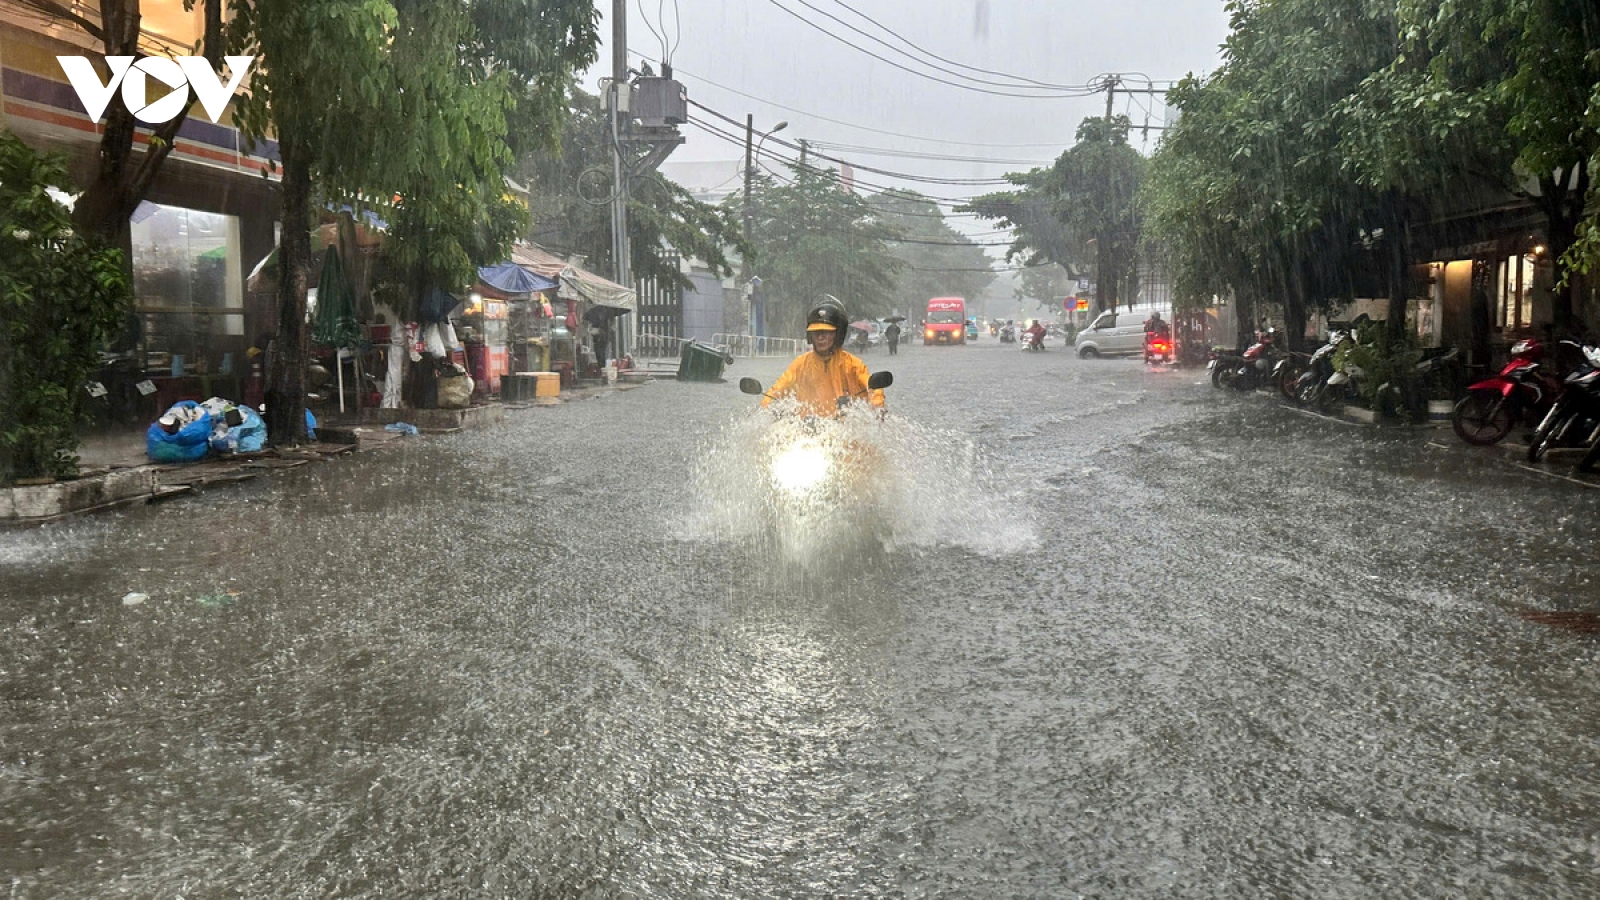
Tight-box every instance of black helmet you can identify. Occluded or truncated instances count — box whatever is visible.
[806,295,849,338]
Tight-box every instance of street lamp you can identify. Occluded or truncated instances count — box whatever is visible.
[743,118,788,339]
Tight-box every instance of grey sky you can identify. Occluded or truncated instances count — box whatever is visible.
[586,0,1232,246]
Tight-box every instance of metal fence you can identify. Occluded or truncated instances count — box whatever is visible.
[712,334,806,359]
[634,331,691,365]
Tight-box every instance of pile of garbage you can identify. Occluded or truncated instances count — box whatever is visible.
[146,398,315,463]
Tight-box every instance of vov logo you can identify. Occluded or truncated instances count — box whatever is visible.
[57,55,254,125]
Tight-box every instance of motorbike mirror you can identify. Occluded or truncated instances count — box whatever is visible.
[867,371,893,390]
[739,377,765,395]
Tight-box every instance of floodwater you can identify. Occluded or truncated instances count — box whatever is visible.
[4,337,1600,898]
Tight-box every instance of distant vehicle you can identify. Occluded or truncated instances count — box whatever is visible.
[924,297,967,345]
[965,317,979,341]
[1073,304,1171,359]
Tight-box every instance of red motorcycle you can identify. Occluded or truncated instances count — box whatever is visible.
[1451,338,1562,445]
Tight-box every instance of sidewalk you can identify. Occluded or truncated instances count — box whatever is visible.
[1,377,654,527]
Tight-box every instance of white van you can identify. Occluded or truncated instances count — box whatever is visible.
[1073,305,1170,358]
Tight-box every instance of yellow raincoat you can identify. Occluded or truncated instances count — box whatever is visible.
[761,349,885,417]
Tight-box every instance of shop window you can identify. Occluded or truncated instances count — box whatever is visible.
[129,203,245,387]
[1495,253,1536,333]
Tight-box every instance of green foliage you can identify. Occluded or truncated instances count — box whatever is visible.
[866,190,994,316]
[1141,0,1408,341]
[522,86,745,289]
[735,165,904,334]
[963,115,1145,311]
[0,133,130,483]
[224,0,598,442]
[1333,319,1420,406]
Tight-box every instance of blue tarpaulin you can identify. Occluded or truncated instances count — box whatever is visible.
[478,262,557,294]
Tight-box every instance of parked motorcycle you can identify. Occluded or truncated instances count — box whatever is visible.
[1528,342,1600,463]
[1293,329,1355,411]
[1452,338,1560,445]
[1209,346,1244,389]
[1216,330,1287,392]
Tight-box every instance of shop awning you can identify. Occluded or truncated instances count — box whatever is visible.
[478,262,557,295]
[509,243,636,312]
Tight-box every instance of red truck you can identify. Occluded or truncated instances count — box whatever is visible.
[923,297,967,345]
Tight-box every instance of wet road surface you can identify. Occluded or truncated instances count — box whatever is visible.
[4,337,1600,897]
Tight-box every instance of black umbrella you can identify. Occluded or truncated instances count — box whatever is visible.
[884,315,907,323]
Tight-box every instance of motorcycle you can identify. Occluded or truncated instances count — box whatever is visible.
[1452,338,1560,445]
[1022,330,1046,351]
[1292,329,1355,411]
[738,372,895,554]
[999,325,1017,344]
[1527,342,1600,463]
[1143,329,1173,365]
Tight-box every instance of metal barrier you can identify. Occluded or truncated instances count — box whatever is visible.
[634,332,691,365]
[712,334,805,359]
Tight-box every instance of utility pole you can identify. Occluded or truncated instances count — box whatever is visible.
[799,139,808,168]
[742,114,755,339]
[740,117,786,339]
[609,0,630,295]
[1097,74,1120,314]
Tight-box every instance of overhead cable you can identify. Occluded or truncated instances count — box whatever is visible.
[786,0,1097,93]
[758,0,1104,99]
[633,54,1080,149]
[690,101,1016,187]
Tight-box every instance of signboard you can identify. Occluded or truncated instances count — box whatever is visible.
[1076,278,1091,292]
[1075,298,1089,311]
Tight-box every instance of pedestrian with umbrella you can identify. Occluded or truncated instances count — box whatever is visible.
[884,318,902,355]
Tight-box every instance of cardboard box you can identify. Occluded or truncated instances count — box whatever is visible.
[534,372,560,398]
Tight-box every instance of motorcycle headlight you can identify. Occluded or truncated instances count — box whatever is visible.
[772,439,830,495]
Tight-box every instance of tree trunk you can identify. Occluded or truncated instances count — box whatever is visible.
[265,142,311,446]
[1539,160,1589,337]
[69,0,222,255]
[1385,200,1411,344]
[1096,231,1117,312]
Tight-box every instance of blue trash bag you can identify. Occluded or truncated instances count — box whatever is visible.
[146,401,213,463]
[305,408,317,441]
[210,405,267,455]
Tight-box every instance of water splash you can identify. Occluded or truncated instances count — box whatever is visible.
[684,404,1036,562]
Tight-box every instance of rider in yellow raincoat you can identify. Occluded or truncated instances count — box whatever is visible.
[762,297,886,417]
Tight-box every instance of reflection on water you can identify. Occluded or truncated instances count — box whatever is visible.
[4,348,1600,896]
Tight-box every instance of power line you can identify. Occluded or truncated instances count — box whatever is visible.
[783,0,1097,94]
[642,56,1081,149]
[685,115,1007,204]
[820,0,1100,92]
[806,140,1054,166]
[758,0,1105,100]
[690,101,1016,187]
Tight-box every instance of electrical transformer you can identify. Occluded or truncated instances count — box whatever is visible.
[630,77,687,127]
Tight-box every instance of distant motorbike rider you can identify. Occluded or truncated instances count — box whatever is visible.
[763,296,886,417]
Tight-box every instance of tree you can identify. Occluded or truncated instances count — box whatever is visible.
[10,0,229,257]
[866,190,994,316]
[0,133,130,483]
[521,86,745,289]
[963,116,1146,312]
[1364,0,1600,335]
[1142,0,1407,348]
[227,0,599,445]
[736,165,903,334]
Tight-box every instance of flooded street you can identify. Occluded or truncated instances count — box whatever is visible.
[5,341,1600,898]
